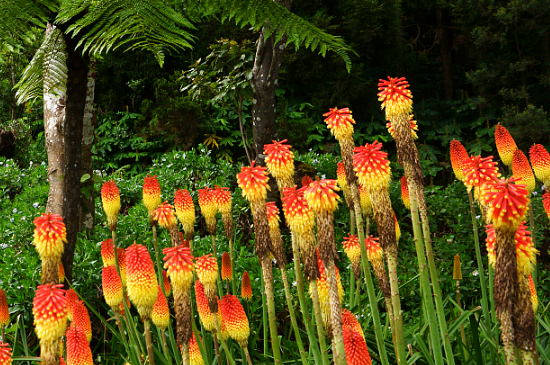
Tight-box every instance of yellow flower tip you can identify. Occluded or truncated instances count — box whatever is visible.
[0,290,9,328]
[174,189,196,227]
[102,266,123,310]
[194,280,216,332]
[282,186,314,235]
[58,261,65,283]
[153,201,177,229]
[342,234,361,265]
[236,162,269,202]
[453,254,462,280]
[220,294,250,345]
[515,222,537,277]
[72,300,92,343]
[303,179,340,213]
[162,270,171,297]
[101,180,121,227]
[163,245,194,293]
[386,114,418,139]
[66,324,93,365]
[322,107,355,141]
[0,342,12,365]
[214,186,232,215]
[343,325,372,365]
[450,139,469,182]
[512,149,536,193]
[195,254,218,289]
[400,175,410,209]
[495,124,518,167]
[152,286,170,330]
[33,284,67,343]
[143,175,162,213]
[485,178,530,231]
[462,155,500,193]
[529,274,538,313]
[125,244,158,318]
[241,271,252,300]
[529,144,550,185]
[33,213,66,261]
[221,252,232,282]
[378,76,413,118]
[364,236,383,262]
[264,139,295,179]
[353,141,391,191]
[66,288,78,322]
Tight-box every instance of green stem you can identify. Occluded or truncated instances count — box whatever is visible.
[280,267,308,365]
[310,279,330,365]
[325,260,347,365]
[467,190,497,364]
[260,255,282,364]
[144,319,156,365]
[181,342,190,365]
[349,269,355,309]
[290,234,324,365]
[408,188,444,365]
[229,238,237,295]
[489,266,496,324]
[456,280,468,361]
[260,273,268,356]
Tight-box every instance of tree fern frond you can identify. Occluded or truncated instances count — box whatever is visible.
[0,0,58,43]
[15,28,67,104]
[182,0,353,71]
[56,0,196,66]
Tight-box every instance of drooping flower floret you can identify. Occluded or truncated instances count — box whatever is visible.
[0,342,12,365]
[462,155,500,193]
[322,107,355,140]
[237,161,270,202]
[378,76,413,118]
[353,141,391,191]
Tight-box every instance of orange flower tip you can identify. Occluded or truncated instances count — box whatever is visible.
[125,244,158,316]
[485,178,530,230]
[512,149,536,193]
[303,179,340,213]
[101,180,121,224]
[322,107,355,140]
[264,140,295,178]
[353,141,391,191]
[494,124,518,166]
[450,139,469,182]
[377,76,413,118]
[529,274,538,312]
[33,284,67,342]
[195,254,218,289]
[0,290,8,328]
[0,342,12,364]
[343,325,372,365]
[33,213,66,260]
[462,155,500,192]
[163,245,194,292]
[153,202,177,229]
[143,175,162,213]
[102,266,123,309]
[302,175,313,187]
[213,186,232,214]
[101,239,115,267]
[221,252,232,281]
[400,175,410,209]
[152,286,170,330]
[66,325,93,365]
[529,144,550,185]
[220,294,250,344]
[241,271,252,300]
[236,162,270,202]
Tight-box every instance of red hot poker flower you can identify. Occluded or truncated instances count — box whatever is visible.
[378,76,413,118]
[101,180,121,230]
[336,162,348,190]
[125,244,158,319]
[143,175,162,214]
[189,332,203,365]
[342,234,361,279]
[174,189,196,233]
[303,179,340,213]
[264,139,295,179]
[102,266,123,311]
[515,222,537,276]
[241,271,252,300]
[529,144,550,186]
[0,342,12,365]
[512,150,536,193]
[152,286,170,330]
[66,288,78,322]
[237,162,269,203]
[484,178,530,231]
[343,325,372,365]
[162,270,172,297]
[153,202,177,229]
[543,191,550,220]
[450,139,469,182]
[33,213,66,261]
[0,290,8,328]
[282,186,314,236]
[353,141,392,191]
[462,155,500,193]
[195,254,218,290]
[495,124,517,167]
[266,201,280,227]
[194,280,216,332]
[322,107,355,141]
[529,275,538,313]
[221,252,232,282]
[101,239,115,267]
[214,186,232,215]
[72,300,92,342]
[198,187,217,220]
[66,324,93,365]
[358,184,372,217]
[400,175,410,209]
[220,294,250,346]
[163,245,194,292]
[33,284,67,342]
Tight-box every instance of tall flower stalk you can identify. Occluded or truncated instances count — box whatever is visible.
[237,162,281,364]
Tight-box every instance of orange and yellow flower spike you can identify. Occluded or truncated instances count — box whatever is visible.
[152,286,170,331]
[543,191,550,220]
[117,247,127,289]
[394,211,401,243]
[72,300,92,343]
[101,180,121,231]
[195,254,219,312]
[529,144,550,186]
[33,284,67,343]
[0,290,8,328]
[66,324,93,365]
[512,150,536,193]
[102,266,123,312]
[100,239,115,267]
[515,222,538,277]
[310,252,344,331]
[241,271,252,300]
[450,139,469,183]
[400,176,410,209]
[221,253,232,282]
[529,275,538,313]
[377,76,413,119]
[484,178,530,232]
[264,139,295,191]
[342,325,372,365]
[33,213,67,261]
[323,107,355,141]
[0,342,12,365]
[65,288,78,322]
[342,234,361,280]
[174,189,196,241]
[125,244,158,319]
[494,124,517,167]
[220,294,250,347]
[358,184,372,218]
[353,141,392,191]
[303,179,340,214]
[214,186,234,243]
[162,270,171,297]
[485,224,496,269]
[462,155,500,199]
[153,202,177,229]
[194,280,217,333]
[189,332,204,365]
[198,187,218,236]
[143,175,162,216]
[237,162,270,203]
[58,262,65,283]
[386,114,418,140]
[163,245,194,293]
[341,309,365,340]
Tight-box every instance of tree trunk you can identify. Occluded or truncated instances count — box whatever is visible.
[436,4,454,100]
[44,25,89,283]
[251,0,292,165]
[80,60,96,235]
